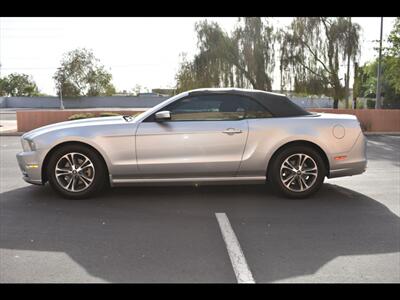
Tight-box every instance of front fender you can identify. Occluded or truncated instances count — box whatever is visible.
[41,135,113,171]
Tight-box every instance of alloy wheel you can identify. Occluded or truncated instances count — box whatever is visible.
[55,152,95,192]
[280,153,318,192]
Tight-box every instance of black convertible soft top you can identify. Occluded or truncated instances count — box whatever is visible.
[188,89,311,117]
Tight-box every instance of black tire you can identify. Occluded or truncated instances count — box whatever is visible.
[47,144,108,200]
[268,145,326,199]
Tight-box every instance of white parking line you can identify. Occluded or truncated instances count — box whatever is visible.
[215,212,255,283]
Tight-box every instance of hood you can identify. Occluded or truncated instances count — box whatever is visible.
[22,115,136,140]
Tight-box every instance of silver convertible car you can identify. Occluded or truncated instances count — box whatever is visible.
[17,88,367,199]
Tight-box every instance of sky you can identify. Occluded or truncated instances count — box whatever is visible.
[0,17,397,96]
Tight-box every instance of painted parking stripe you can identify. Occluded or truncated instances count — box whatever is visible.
[215,212,255,283]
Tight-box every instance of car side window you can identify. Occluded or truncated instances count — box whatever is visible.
[143,94,272,122]
[166,95,245,121]
[236,96,273,119]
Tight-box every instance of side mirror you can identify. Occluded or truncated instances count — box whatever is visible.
[155,110,171,121]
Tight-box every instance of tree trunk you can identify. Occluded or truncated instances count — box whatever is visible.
[333,98,339,109]
[353,62,358,109]
[332,77,342,109]
[345,17,352,109]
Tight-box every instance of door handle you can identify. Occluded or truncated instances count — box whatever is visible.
[222,128,243,134]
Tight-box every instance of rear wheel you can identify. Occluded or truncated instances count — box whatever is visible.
[47,144,107,199]
[269,146,326,198]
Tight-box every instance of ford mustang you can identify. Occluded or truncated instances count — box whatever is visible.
[16,88,367,199]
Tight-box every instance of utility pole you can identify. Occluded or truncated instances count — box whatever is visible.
[345,17,352,109]
[375,17,384,109]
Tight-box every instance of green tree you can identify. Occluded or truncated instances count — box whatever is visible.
[386,17,400,57]
[354,18,400,108]
[104,84,116,96]
[175,54,202,93]
[0,73,40,96]
[0,77,6,96]
[133,84,141,95]
[53,48,116,97]
[352,62,361,106]
[175,18,276,92]
[383,18,400,94]
[355,61,378,98]
[354,59,400,108]
[293,75,328,96]
[344,17,361,107]
[281,17,361,108]
[276,29,293,92]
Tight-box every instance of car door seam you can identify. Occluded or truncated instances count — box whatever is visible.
[234,119,250,177]
[134,122,141,173]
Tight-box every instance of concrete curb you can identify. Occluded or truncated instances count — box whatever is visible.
[0,131,24,136]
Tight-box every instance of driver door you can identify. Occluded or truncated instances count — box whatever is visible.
[135,94,249,178]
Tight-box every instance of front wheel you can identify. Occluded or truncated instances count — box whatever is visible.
[47,144,108,199]
[269,146,326,198]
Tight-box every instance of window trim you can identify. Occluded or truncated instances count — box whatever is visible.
[142,93,274,122]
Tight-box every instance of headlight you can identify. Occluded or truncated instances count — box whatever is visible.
[21,138,36,151]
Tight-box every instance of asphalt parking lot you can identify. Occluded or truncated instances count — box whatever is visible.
[0,135,399,283]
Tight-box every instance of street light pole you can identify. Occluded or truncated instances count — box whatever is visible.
[375,17,384,109]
